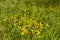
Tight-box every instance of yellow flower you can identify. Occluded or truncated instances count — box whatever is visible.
[31,29,34,34]
[21,27,26,31]
[36,30,40,35]
[19,27,21,29]
[45,23,49,27]
[31,29,34,32]
[40,22,44,29]
[37,32,40,35]
[20,26,27,33]
[20,26,28,36]
[14,16,16,19]
[21,32,25,36]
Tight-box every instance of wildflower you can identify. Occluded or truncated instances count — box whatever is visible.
[14,16,16,19]
[31,29,34,32]
[21,31,25,36]
[20,26,27,33]
[19,27,21,29]
[20,26,28,36]
[40,22,44,29]
[45,23,49,27]
[31,29,34,34]
[36,30,40,35]
[21,27,26,31]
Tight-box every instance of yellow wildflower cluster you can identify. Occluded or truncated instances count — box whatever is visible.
[19,26,27,35]
[12,13,49,38]
[1,12,49,38]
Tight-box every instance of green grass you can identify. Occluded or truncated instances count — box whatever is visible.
[0,0,60,40]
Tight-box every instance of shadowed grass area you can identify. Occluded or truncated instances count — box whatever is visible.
[0,0,60,40]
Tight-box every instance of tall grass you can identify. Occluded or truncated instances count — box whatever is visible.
[0,0,60,40]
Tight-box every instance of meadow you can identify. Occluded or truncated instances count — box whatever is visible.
[0,0,60,40]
